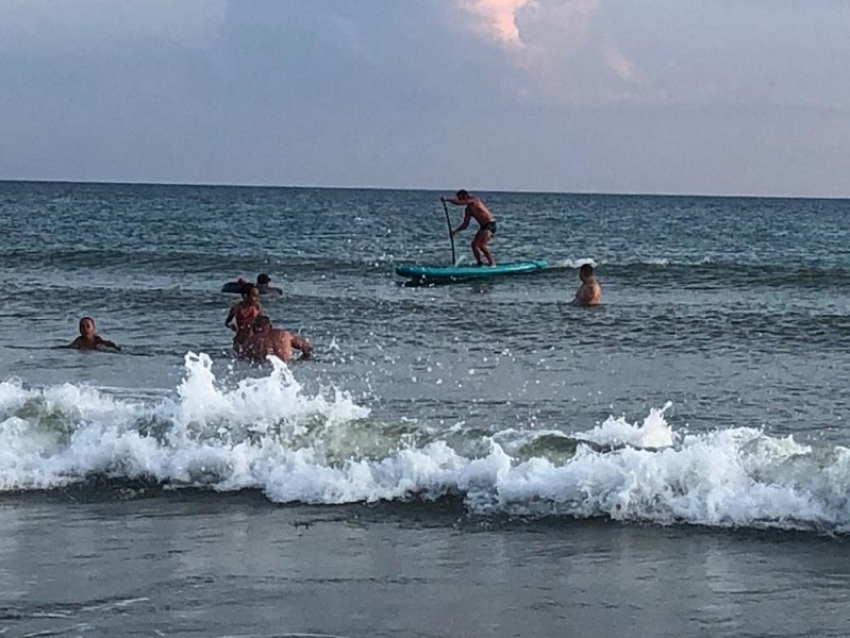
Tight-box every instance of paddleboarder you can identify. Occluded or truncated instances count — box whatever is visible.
[441,190,497,266]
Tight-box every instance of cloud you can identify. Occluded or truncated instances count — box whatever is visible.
[451,0,647,105]
[604,44,639,83]
[457,0,535,47]
[456,0,600,52]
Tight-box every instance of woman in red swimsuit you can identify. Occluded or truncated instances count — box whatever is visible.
[225,284,263,354]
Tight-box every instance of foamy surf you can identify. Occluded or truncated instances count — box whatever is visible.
[1,353,849,534]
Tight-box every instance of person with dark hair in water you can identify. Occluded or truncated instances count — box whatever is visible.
[225,284,263,353]
[572,264,602,306]
[441,189,497,266]
[69,317,121,351]
[241,315,312,363]
[256,273,283,296]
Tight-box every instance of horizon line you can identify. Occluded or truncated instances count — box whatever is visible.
[0,178,846,202]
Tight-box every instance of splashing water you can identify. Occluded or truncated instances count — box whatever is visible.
[2,353,850,534]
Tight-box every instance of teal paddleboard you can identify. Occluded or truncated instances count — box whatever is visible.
[396,260,549,283]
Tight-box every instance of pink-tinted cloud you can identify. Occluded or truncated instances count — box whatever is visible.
[457,0,535,47]
[604,44,639,83]
[452,0,649,105]
[456,0,603,52]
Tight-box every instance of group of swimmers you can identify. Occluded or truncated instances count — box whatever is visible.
[224,275,312,362]
[445,189,601,306]
[69,273,313,361]
[68,191,599,354]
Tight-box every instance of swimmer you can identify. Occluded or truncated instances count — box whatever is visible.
[241,315,312,363]
[225,284,263,354]
[69,317,121,351]
[572,264,602,306]
[256,273,283,296]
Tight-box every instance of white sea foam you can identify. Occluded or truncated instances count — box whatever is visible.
[550,258,594,269]
[2,354,850,534]
[575,402,675,449]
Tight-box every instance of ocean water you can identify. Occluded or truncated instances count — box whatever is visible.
[2,181,850,637]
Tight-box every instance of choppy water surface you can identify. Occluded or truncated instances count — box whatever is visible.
[2,181,850,637]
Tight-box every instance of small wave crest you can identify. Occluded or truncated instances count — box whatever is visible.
[2,356,850,534]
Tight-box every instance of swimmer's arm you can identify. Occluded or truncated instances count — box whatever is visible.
[292,334,313,360]
[96,336,121,351]
[68,336,84,349]
[225,306,237,331]
[572,284,590,305]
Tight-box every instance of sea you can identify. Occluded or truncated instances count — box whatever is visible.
[2,181,850,637]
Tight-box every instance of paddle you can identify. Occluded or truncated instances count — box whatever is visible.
[441,198,457,266]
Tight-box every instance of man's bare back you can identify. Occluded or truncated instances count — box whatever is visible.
[460,198,493,227]
[248,329,312,362]
[242,315,312,363]
[574,281,602,306]
[573,264,602,306]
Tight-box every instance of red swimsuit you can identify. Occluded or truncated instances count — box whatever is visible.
[233,303,261,333]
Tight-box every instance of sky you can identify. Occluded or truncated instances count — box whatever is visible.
[1,0,849,197]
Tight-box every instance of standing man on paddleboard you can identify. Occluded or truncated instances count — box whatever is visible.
[442,190,497,266]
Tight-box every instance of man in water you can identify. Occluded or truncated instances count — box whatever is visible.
[572,264,602,306]
[242,315,312,363]
[69,317,121,351]
[256,273,283,296]
[442,190,497,266]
